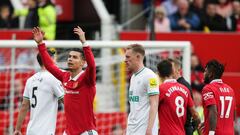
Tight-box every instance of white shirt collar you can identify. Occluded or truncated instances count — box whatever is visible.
[164,79,177,83]
[69,71,84,81]
[210,79,223,84]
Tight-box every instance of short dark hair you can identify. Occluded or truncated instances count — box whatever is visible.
[37,49,55,67]
[205,59,225,79]
[69,48,85,60]
[157,60,173,78]
[126,44,145,56]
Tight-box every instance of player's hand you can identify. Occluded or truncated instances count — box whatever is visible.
[198,123,204,134]
[32,27,45,44]
[73,26,86,44]
[121,129,126,135]
[145,128,152,135]
[14,130,22,135]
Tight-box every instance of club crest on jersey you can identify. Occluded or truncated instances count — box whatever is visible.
[203,92,214,101]
[149,78,157,88]
[63,81,79,89]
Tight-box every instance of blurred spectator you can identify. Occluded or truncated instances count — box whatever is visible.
[161,0,179,16]
[38,0,56,40]
[16,49,37,70]
[189,0,205,30]
[0,52,5,65]
[153,6,171,32]
[192,90,203,113]
[190,53,205,92]
[169,0,200,31]
[190,0,205,16]
[0,5,12,28]
[13,0,39,29]
[14,79,23,108]
[192,90,204,135]
[229,0,240,31]
[216,0,233,18]
[202,2,228,31]
[16,49,36,65]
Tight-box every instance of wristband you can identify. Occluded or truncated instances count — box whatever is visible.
[82,42,89,47]
[209,131,215,135]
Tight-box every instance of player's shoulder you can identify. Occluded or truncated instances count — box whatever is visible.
[203,82,213,89]
[26,72,41,82]
[142,67,157,77]
[176,82,189,91]
[222,83,235,94]
[44,72,60,82]
[159,81,176,91]
[202,83,214,94]
[34,71,61,84]
[25,74,35,85]
[159,83,168,91]
[222,82,233,89]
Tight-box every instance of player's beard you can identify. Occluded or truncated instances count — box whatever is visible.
[204,76,211,84]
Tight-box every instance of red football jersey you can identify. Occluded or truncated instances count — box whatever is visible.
[38,43,96,134]
[202,79,235,135]
[158,79,194,135]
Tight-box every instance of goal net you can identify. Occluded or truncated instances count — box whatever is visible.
[0,40,191,135]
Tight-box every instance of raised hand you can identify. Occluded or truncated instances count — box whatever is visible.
[145,129,152,135]
[13,130,22,135]
[73,26,86,44]
[32,27,45,44]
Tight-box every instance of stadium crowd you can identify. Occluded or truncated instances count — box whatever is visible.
[146,0,240,32]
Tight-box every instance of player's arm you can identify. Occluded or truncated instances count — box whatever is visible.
[202,87,217,135]
[146,75,159,135]
[146,94,159,135]
[14,99,30,135]
[208,105,217,133]
[189,106,200,122]
[32,27,64,81]
[73,26,96,85]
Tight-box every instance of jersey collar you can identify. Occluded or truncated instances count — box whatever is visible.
[164,79,177,83]
[69,71,84,81]
[210,79,223,84]
[134,67,145,76]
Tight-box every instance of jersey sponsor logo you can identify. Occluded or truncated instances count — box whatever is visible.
[65,90,79,94]
[129,91,140,102]
[203,91,214,101]
[149,78,158,88]
[129,96,139,102]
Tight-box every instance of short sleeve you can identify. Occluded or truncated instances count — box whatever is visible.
[202,87,216,107]
[23,79,30,100]
[146,73,159,96]
[51,78,65,100]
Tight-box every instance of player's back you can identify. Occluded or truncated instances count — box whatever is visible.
[23,71,64,135]
[158,79,194,135]
[202,79,235,135]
